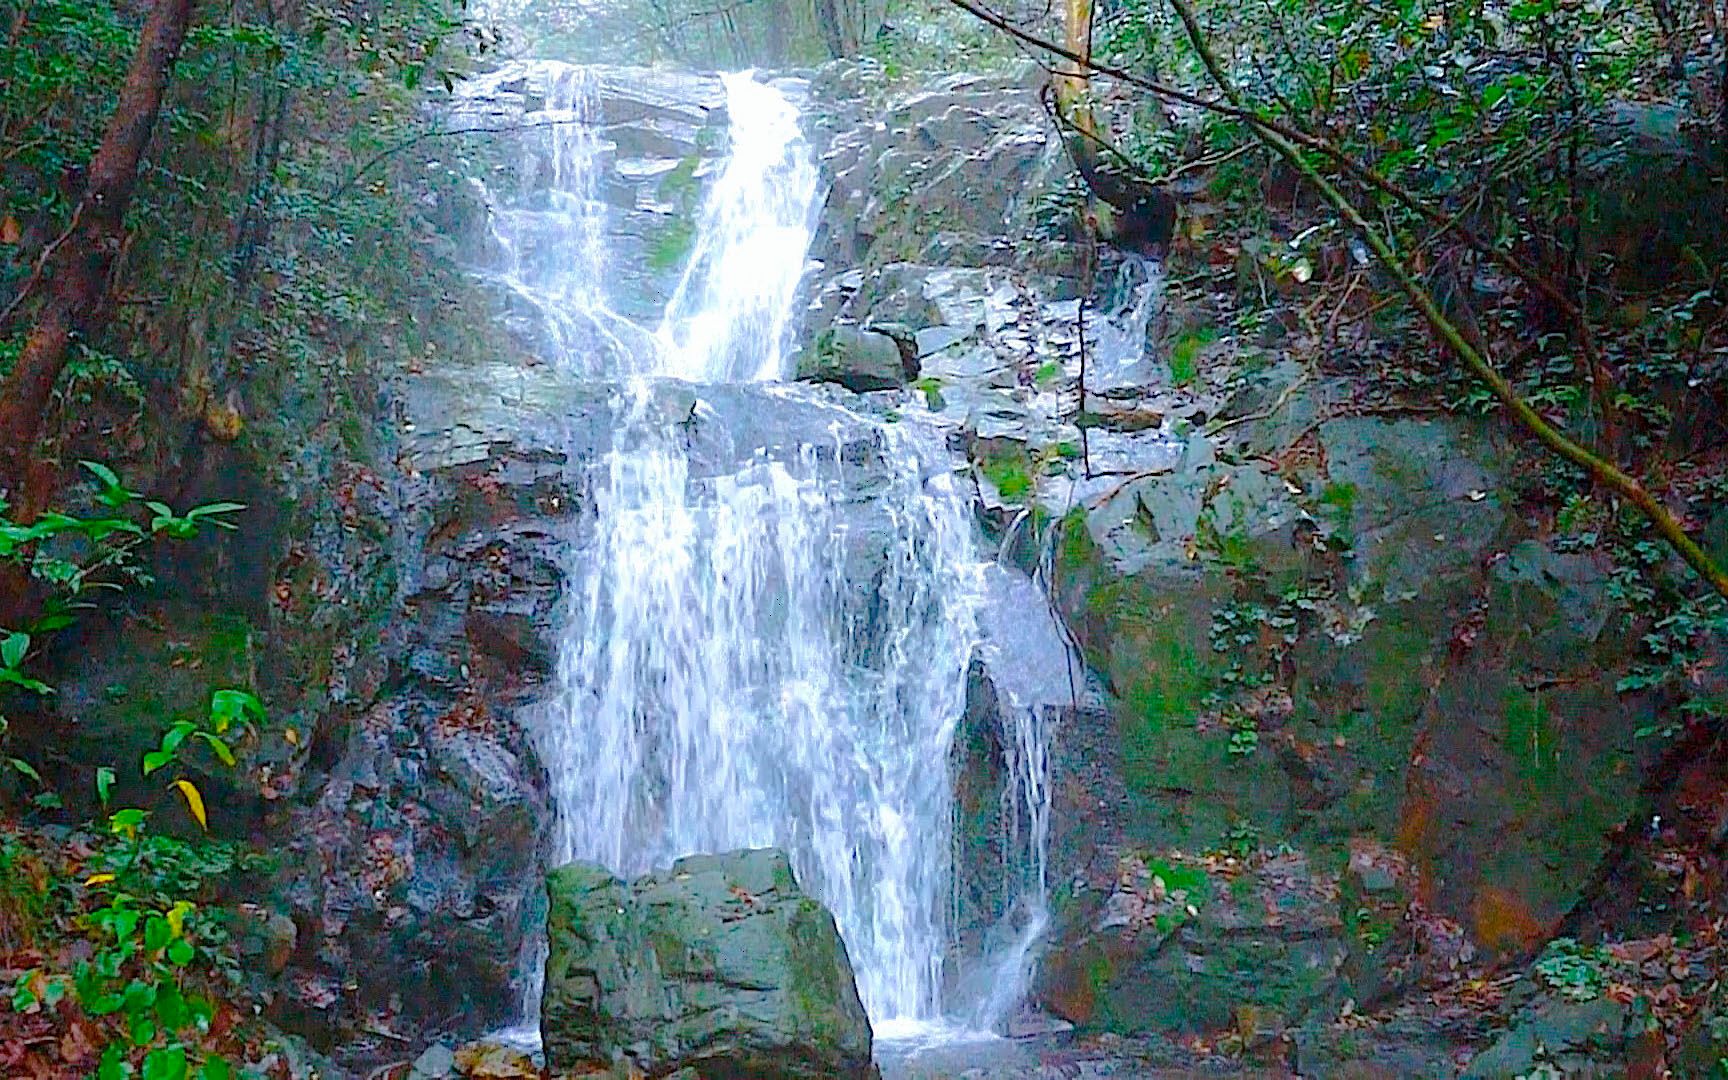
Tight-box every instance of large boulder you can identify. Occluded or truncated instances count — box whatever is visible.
[1033,392,1662,1037]
[541,848,875,1079]
[798,325,917,393]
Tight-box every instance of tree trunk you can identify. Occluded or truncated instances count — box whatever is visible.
[0,0,198,505]
[1052,0,1176,253]
[1057,0,1096,139]
[812,0,846,58]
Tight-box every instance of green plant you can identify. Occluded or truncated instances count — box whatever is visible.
[1219,819,1260,859]
[10,688,260,1079]
[0,466,258,1074]
[1223,708,1259,757]
[977,452,1034,501]
[912,375,948,411]
[1168,326,1215,387]
[1,464,243,781]
[1533,938,1612,1002]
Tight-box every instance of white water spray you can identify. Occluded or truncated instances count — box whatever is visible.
[475,67,1030,1032]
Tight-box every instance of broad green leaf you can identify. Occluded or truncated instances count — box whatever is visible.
[142,1044,188,1080]
[144,721,197,775]
[199,1054,233,1080]
[210,688,263,732]
[96,765,115,806]
[79,460,122,489]
[0,668,53,694]
[1,630,27,669]
[98,1044,126,1080]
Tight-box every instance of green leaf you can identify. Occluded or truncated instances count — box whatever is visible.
[11,973,38,1012]
[210,688,263,731]
[98,1043,127,1080]
[97,765,115,806]
[167,938,195,967]
[196,731,236,766]
[142,1044,188,1080]
[86,991,125,1015]
[154,981,186,1030]
[198,1055,233,1080]
[9,756,42,785]
[186,501,247,525]
[130,1010,157,1048]
[1,630,27,669]
[0,667,53,694]
[144,915,171,952]
[79,460,122,490]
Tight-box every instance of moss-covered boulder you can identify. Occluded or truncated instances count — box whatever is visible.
[541,848,875,1079]
[1037,401,1663,1036]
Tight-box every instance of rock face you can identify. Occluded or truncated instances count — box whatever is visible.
[541,848,874,1079]
[802,59,1678,1058]
[799,324,918,392]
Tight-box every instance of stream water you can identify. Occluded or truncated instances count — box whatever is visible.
[467,62,1065,1049]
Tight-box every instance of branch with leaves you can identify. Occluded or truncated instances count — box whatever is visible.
[946,0,1728,600]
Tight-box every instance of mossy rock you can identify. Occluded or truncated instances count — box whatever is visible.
[540,848,874,1079]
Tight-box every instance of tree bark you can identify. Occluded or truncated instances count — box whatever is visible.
[812,0,846,57]
[0,0,198,503]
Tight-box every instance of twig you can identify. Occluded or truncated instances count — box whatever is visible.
[1207,362,1314,437]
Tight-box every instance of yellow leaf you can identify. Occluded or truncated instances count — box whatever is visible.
[172,779,208,830]
[283,727,299,746]
[166,900,195,937]
[84,873,116,886]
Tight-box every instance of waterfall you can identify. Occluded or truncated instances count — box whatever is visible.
[476,66,1028,1035]
[654,72,820,383]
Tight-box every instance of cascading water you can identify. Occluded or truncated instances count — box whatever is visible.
[467,65,654,372]
[472,63,1045,1037]
[654,73,820,382]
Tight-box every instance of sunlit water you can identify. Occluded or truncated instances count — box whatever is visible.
[470,63,1058,1044]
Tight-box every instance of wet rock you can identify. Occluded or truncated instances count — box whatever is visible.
[1460,995,1640,1079]
[1039,851,1346,1035]
[800,324,919,392]
[810,67,1071,271]
[231,904,298,977]
[1038,406,1660,1032]
[409,1043,456,1080]
[540,848,874,1079]
[452,1040,538,1077]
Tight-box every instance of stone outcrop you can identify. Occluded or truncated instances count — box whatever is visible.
[541,848,874,1079]
[803,59,1682,1056]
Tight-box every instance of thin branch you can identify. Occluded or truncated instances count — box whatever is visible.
[945,0,1619,439]
[1163,0,1728,599]
[326,117,638,202]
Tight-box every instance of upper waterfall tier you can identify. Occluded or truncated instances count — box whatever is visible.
[453,61,819,383]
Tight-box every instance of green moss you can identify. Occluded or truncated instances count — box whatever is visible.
[1168,327,1217,386]
[1056,509,1094,574]
[977,448,1034,502]
[646,215,696,272]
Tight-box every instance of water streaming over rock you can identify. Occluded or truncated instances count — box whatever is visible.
[468,65,1056,1035]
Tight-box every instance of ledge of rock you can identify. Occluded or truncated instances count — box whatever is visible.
[540,848,875,1079]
